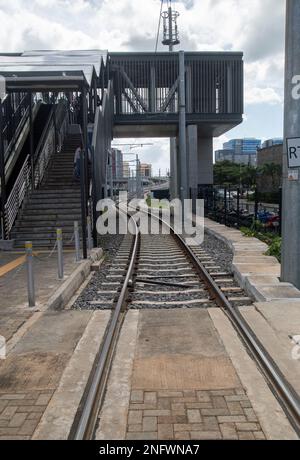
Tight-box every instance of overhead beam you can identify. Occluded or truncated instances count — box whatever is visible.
[123,90,139,113]
[117,67,148,113]
[160,77,179,113]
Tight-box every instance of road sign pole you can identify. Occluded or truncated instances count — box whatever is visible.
[282,0,300,288]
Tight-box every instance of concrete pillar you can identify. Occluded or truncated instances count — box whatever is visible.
[170,138,178,199]
[187,125,198,202]
[281,0,300,288]
[176,136,181,197]
[179,51,188,202]
[197,136,214,186]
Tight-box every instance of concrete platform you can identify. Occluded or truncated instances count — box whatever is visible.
[204,218,300,302]
[0,247,105,440]
[96,309,295,440]
[240,302,300,395]
[202,217,300,438]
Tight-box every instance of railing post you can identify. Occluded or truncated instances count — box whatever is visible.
[80,149,88,259]
[0,98,7,240]
[236,187,240,228]
[224,187,228,226]
[87,215,93,251]
[74,221,81,262]
[57,229,64,280]
[254,187,259,230]
[25,241,35,307]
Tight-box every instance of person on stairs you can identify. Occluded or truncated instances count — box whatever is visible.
[74,143,83,180]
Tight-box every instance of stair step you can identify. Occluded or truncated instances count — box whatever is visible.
[25,205,81,211]
[20,214,82,220]
[14,240,77,248]
[32,189,81,194]
[28,198,81,205]
[12,225,81,233]
[13,232,76,239]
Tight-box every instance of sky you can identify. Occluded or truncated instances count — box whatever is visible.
[0,0,286,175]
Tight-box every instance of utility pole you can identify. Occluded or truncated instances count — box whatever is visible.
[281,0,300,288]
[161,2,180,199]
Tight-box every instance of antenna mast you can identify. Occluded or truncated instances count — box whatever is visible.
[161,1,180,51]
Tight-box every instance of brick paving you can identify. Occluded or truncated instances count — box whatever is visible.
[0,390,54,439]
[126,389,266,440]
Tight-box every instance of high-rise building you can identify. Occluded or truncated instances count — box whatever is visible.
[223,138,261,154]
[215,138,261,166]
[111,149,123,180]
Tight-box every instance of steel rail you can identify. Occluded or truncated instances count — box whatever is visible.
[69,204,140,440]
[154,211,300,436]
[71,200,300,439]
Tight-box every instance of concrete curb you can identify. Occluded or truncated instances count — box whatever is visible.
[204,218,300,303]
[47,248,103,311]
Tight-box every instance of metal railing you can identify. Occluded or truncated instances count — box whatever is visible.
[3,103,69,238]
[199,185,282,235]
[2,93,32,161]
[4,155,30,237]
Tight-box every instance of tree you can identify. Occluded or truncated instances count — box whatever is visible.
[259,163,282,189]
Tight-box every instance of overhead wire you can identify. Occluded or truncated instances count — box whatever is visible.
[155,0,164,53]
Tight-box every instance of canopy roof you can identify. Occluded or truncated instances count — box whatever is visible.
[0,50,108,92]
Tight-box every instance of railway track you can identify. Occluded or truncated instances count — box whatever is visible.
[70,205,300,440]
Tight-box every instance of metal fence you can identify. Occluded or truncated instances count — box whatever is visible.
[110,52,243,116]
[199,186,282,235]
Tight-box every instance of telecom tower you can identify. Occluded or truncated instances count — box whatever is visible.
[161,1,180,199]
[161,1,180,52]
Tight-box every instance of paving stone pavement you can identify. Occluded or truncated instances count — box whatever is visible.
[0,390,54,439]
[126,389,266,440]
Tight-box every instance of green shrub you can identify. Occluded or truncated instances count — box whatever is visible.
[266,237,281,262]
[240,226,281,262]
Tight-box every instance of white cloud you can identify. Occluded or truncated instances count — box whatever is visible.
[246,87,283,105]
[0,0,286,172]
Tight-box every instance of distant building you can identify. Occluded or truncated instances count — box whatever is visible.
[140,163,152,179]
[111,149,123,180]
[223,138,261,154]
[123,161,130,178]
[261,138,283,149]
[215,138,261,166]
[257,142,283,193]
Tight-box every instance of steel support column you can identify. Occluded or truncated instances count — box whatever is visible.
[53,93,58,153]
[29,92,35,189]
[0,98,6,239]
[281,0,300,288]
[82,87,89,201]
[179,51,188,202]
[81,86,89,259]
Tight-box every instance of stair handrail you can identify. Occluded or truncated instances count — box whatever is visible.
[4,154,30,238]
[3,93,33,163]
[3,101,69,238]
[34,101,69,188]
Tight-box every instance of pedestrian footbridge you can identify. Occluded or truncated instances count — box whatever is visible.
[0,49,243,255]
